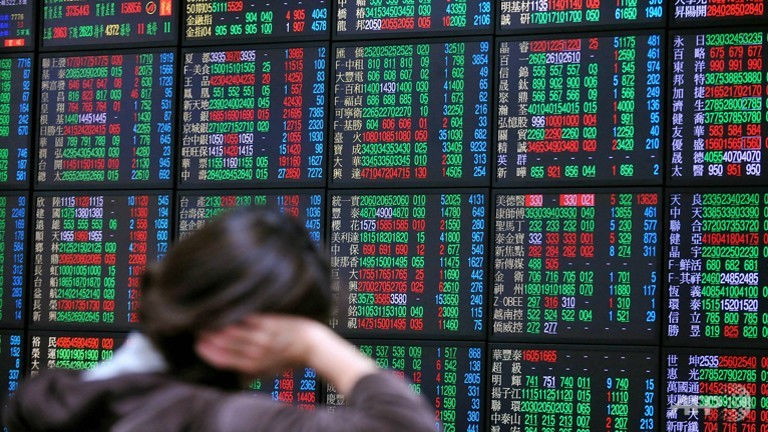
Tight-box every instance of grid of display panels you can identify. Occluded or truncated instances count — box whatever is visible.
[1,1,767,430]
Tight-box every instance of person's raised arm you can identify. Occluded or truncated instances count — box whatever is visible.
[195,314,438,432]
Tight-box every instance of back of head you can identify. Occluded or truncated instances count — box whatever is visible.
[139,206,331,388]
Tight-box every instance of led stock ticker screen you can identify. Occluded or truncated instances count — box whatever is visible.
[180,45,327,186]
[673,0,768,22]
[177,191,323,244]
[28,332,124,375]
[37,51,175,188]
[0,54,31,187]
[12,0,768,429]
[669,30,768,185]
[497,0,665,32]
[32,192,171,331]
[0,331,22,399]
[665,349,768,432]
[185,0,329,41]
[496,33,663,186]
[330,191,487,338]
[250,368,319,408]
[0,193,26,328]
[326,341,484,432]
[0,1,33,48]
[667,191,768,347]
[489,345,658,432]
[492,190,660,343]
[41,0,176,48]
[335,0,491,36]
[332,39,491,186]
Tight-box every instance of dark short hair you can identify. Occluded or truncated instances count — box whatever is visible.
[139,206,331,388]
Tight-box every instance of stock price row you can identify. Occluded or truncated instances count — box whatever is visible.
[9,332,768,432]
[1,31,767,188]
[1,189,767,350]
[3,1,768,50]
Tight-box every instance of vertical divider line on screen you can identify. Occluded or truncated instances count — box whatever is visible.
[171,0,183,250]
[14,5,35,383]
[20,43,39,379]
[658,21,672,428]
[20,3,43,377]
[320,2,335,405]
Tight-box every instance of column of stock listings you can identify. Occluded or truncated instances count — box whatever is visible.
[0,0,767,431]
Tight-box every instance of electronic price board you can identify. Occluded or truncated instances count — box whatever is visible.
[665,349,768,431]
[335,0,491,37]
[41,0,176,49]
[0,2,33,49]
[330,191,487,339]
[37,50,175,188]
[667,191,768,347]
[32,192,171,331]
[180,45,327,187]
[673,0,767,23]
[0,54,31,187]
[496,33,664,186]
[0,193,26,328]
[493,190,660,343]
[0,331,22,400]
[250,368,319,409]
[331,39,491,187]
[329,192,488,338]
[497,0,664,32]
[185,0,329,42]
[28,332,125,375]
[177,191,323,244]
[489,345,658,432]
[669,30,768,185]
[326,341,484,432]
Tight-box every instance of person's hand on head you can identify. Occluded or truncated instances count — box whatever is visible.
[195,314,320,377]
[195,313,379,394]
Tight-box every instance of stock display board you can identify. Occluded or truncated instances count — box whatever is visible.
[250,368,319,408]
[185,0,329,42]
[330,191,487,338]
[37,51,175,188]
[335,0,491,37]
[489,345,658,432]
[492,190,660,343]
[669,30,768,185]
[0,193,26,328]
[0,1,33,49]
[498,0,665,32]
[0,54,31,187]
[496,33,664,186]
[667,191,768,347]
[665,349,768,431]
[28,332,125,375]
[331,39,491,186]
[41,0,176,49]
[180,45,327,186]
[177,191,323,244]
[10,2,768,430]
[672,0,767,22]
[0,331,22,400]
[326,341,484,432]
[31,192,171,331]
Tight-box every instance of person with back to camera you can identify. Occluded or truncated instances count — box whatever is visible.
[3,207,438,432]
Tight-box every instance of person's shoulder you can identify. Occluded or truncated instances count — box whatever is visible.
[4,370,239,432]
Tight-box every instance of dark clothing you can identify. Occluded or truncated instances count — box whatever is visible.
[3,370,437,432]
